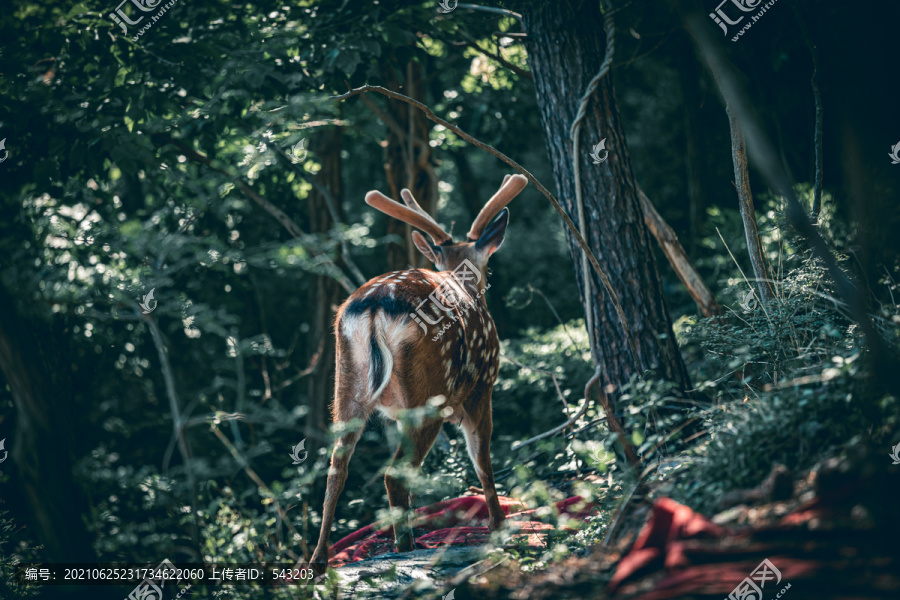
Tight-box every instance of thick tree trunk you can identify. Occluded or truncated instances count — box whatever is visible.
[522,0,691,394]
[305,127,344,449]
[0,284,96,562]
[726,103,777,303]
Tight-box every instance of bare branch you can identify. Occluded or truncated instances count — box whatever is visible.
[638,187,723,317]
[455,33,532,79]
[723,95,777,303]
[457,4,522,19]
[145,310,200,547]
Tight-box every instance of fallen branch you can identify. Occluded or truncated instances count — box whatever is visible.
[510,366,640,474]
[331,85,639,367]
[638,187,722,317]
[591,369,642,472]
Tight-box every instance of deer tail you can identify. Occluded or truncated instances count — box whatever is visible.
[367,312,394,401]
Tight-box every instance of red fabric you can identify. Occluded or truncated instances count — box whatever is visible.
[608,498,727,592]
[327,495,596,567]
[608,498,821,599]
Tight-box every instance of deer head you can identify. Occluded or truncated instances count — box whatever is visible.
[364,174,528,289]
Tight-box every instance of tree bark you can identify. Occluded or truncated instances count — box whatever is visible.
[638,188,723,318]
[725,102,777,303]
[305,127,344,449]
[0,284,97,562]
[522,0,691,394]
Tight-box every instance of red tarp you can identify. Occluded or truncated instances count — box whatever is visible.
[609,498,819,599]
[327,494,596,567]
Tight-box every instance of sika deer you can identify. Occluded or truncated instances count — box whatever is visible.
[309,174,528,573]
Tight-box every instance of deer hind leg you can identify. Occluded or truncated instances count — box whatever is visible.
[461,397,506,532]
[384,417,443,553]
[309,416,368,572]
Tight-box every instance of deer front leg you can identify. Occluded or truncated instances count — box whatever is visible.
[461,406,506,532]
[309,425,364,574]
[384,418,442,553]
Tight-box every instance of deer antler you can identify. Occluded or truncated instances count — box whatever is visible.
[467,174,528,241]
[365,190,452,245]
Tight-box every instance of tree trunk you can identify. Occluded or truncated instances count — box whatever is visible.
[726,102,777,303]
[305,127,344,449]
[451,150,484,225]
[677,36,708,246]
[522,0,691,394]
[0,284,97,562]
[381,59,437,271]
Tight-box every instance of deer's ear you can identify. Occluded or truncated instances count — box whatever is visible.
[412,231,442,266]
[475,208,509,257]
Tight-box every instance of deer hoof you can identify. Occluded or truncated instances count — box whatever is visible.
[309,554,328,577]
[395,534,414,553]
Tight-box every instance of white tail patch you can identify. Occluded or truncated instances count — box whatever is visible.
[370,311,418,401]
[341,311,417,404]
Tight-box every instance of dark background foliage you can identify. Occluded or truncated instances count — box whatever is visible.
[0,0,898,598]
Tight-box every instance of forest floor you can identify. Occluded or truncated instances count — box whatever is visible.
[320,441,900,599]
